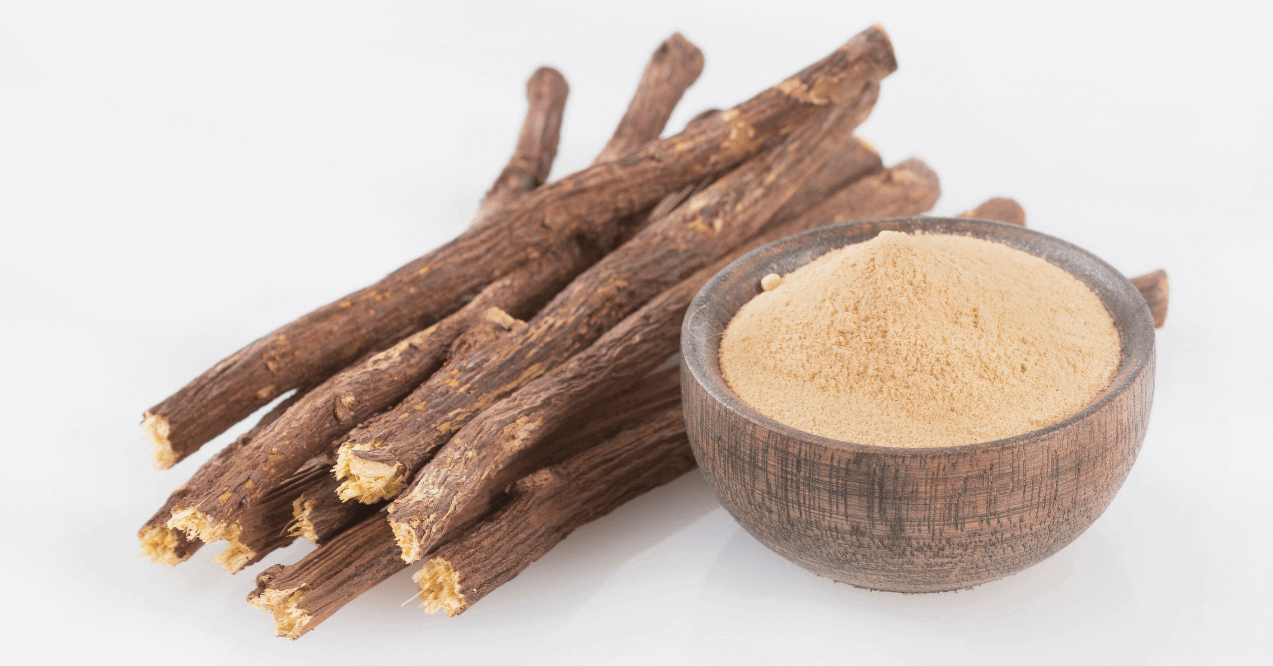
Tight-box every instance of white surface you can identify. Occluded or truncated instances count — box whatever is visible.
[2,1,1270,663]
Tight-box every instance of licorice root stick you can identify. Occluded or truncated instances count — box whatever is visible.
[470,67,569,229]
[142,26,890,466]
[415,403,693,616]
[387,158,940,562]
[249,512,402,640]
[592,33,704,165]
[165,34,710,544]
[167,243,605,541]
[249,368,683,639]
[334,80,887,532]
[288,474,382,547]
[213,457,331,574]
[1131,270,1169,327]
[959,197,1026,226]
[288,366,681,547]
[137,388,309,565]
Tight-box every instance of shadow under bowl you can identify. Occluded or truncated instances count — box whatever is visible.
[680,216,1155,593]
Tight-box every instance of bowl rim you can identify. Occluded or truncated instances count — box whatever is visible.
[681,215,1157,455]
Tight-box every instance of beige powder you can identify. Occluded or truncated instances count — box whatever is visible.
[719,231,1120,447]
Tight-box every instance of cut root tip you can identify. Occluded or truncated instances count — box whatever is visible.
[213,537,255,574]
[137,525,191,566]
[333,444,406,504]
[390,520,424,564]
[413,558,468,617]
[288,497,319,542]
[167,506,238,544]
[142,412,176,469]
[249,585,312,640]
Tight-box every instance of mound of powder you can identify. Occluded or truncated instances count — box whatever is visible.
[718,231,1120,447]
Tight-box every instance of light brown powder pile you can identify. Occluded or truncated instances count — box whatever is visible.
[719,231,1121,447]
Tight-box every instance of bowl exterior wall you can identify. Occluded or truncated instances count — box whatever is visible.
[681,217,1157,592]
[683,352,1152,592]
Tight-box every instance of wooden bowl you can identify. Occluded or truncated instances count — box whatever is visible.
[680,216,1155,593]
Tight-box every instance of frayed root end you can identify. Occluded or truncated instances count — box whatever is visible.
[143,412,176,469]
[138,525,191,566]
[333,443,406,504]
[213,537,255,574]
[390,519,423,564]
[288,497,319,542]
[249,585,312,640]
[167,506,238,544]
[414,558,468,617]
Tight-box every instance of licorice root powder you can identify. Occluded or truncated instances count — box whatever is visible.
[719,231,1121,447]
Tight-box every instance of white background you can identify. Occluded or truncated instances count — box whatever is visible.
[2,1,1270,664]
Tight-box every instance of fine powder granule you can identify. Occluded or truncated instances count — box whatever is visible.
[718,231,1121,447]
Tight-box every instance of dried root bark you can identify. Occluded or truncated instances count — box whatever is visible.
[249,367,681,638]
[165,34,715,540]
[454,159,938,468]
[401,365,686,532]
[288,473,382,546]
[138,389,308,565]
[388,159,939,562]
[338,83,886,526]
[539,366,682,465]
[476,33,702,222]
[142,26,891,467]
[765,135,882,224]
[213,457,330,574]
[170,181,705,545]
[593,33,704,164]
[167,243,603,543]
[416,403,693,616]
[471,67,569,228]
[959,197,1026,226]
[1131,269,1169,327]
[249,513,404,640]
[292,367,680,548]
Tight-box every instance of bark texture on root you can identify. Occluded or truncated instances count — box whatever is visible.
[540,367,683,464]
[213,457,330,574]
[249,513,404,640]
[248,366,684,638]
[388,159,939,562]
[160,31,717,534]
[289,472,383,546]
[138,389,308,565]
[416,403,694,616]
[791,158,941,229]
[142,26,892,467]
[764,135,882,225]
[341,82,885,525]
[959,197,1026,227]
[293,368,679,550]
[163,34,709,528]
[593,33,705,164]
[402,366,686,547]
[472,67,569,228]
[1131,269,1169,328]
[169,241,609,541]
[478,32,703,223]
